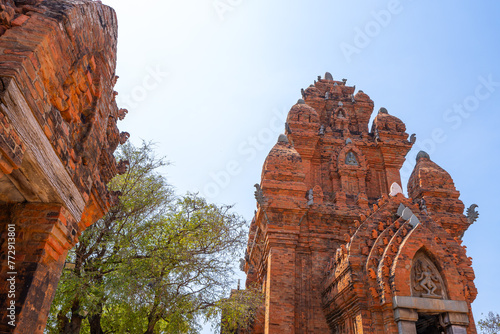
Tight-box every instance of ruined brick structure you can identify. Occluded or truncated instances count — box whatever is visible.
[0,1,124,332]
[243,73,478,333]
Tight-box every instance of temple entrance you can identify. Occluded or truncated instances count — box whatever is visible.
[416,314,445,334]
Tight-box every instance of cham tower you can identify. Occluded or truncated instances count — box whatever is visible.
[0,1,125,333]
[242,73,478,334]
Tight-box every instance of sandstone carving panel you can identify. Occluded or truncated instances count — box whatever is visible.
[411,252,447,299]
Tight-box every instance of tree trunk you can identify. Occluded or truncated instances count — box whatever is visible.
[89,312,104,334]
[56,310,69,333]
[144,307,159,334]
[144,318,159,334]
[61,300,85,334]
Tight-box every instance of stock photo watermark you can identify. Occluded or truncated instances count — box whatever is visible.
[202,73,498,198]
[5,223,17,327]
[400,74,498,179]
[340,0,411,63]
[115,65,169,109]
[202,107,288,198]
[212,0,244,21]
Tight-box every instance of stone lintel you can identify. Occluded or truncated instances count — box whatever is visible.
[394,308,418,322]
[443,312,470,326]
[393,296,468,314]
[0,78,85,221]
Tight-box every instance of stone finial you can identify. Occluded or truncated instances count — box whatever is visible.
[466,204,479,224]
[318,125,325,136]
[397,203,406,217]
[117,108,128,121]
[301,88,306,99]
[278,134,289,144]
[409,214,420,227]
[416,151,430,161]
[317,75,321,81]
[401,207,413,220]
[410,133,416,144]
[325,72,333,81]
[306,189,314,206]
[285,122,292,134]
[378,107,388,114]
[254,183,266,205]
[342,78,347,84]
[389,182,403,197]
[419,198,427,212]
[119,131,130,145]
[297,99,305,104]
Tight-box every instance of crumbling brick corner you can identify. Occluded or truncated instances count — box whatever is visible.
[0,1,127,332]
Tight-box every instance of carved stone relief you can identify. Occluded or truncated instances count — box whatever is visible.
[411,252,447,299]
[345,151,358,166]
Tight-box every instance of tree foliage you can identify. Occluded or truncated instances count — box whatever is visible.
[478,312,500,334]
[214,284,264,334]
[47,142,259,334]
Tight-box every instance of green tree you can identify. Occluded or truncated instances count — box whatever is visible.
[47,142,257,334]
[478,312,500,334]
[214,284,264,334]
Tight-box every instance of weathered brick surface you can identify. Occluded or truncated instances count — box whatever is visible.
[0,203,76,333]
[0,1,123,332]
[408,154,470,238]
[0,0,121,207]
[242,74,477,334]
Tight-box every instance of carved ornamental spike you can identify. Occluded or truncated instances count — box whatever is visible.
[306,189,314,206]
[254,183,266,206]
[410,133,416,144]
[466,204,479,224]
[318,125,325,135]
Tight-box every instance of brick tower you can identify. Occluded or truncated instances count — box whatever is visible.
[243,73,478,333]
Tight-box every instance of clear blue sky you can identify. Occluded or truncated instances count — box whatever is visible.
[102,0,500,331]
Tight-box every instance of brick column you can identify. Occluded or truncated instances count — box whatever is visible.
[0,203,77,333]
[265,245,296,334]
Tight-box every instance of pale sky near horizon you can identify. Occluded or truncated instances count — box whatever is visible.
[102,0,500,332]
